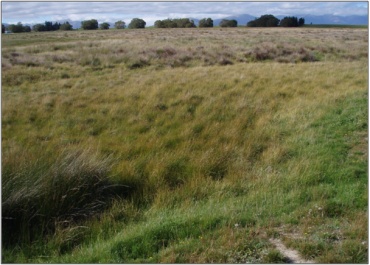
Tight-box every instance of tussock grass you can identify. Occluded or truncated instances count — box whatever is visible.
[2,28,367,75]
[2,28,367,263]
[2,146,128,245]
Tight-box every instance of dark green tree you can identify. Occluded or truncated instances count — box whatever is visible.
[247,20,257,27]
[32,23,47,32]
[100,22,110,30]
[8,22,26,33]
[81,19,99,30]
[280,16,299,27]
[162,19,177,28]
[60,21,73,31]
[298,17,305,26]
[219,19,238,27]
[115,20,126,29]
[154,20,166,28]
[154,18,195,28]
[33,21,60,31]
[247,15,279,27]
[199,18,213,27]
[44,21,53,31]
[2,24,5,33]
[176,18,196,28]
[23,25,31,32]
[52,22,61,30]
[128,18,146,29]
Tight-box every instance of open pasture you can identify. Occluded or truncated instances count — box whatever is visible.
[2,27,368,263]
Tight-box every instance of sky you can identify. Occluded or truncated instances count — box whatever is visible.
[1,1,368,26]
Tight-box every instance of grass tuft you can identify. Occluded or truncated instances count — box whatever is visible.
[2,147,121,245]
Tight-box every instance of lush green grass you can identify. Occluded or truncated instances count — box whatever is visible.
[2,28,368,263]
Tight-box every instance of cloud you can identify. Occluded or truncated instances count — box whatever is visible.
[2,1,368,25]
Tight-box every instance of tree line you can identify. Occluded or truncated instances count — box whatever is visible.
[153,18,237,28]
[80,18,146,30]
[247,15,305,27]
[1,18,146,33]
[2,14,305,33]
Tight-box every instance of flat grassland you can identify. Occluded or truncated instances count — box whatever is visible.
[2,27,368,263]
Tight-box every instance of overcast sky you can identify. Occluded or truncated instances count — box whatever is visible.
[2,1,368,26]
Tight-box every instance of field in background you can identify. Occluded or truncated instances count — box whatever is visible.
[303,24,367,28]
[2,27,368,263]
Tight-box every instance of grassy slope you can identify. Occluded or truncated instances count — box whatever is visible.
[2,28,368,263]
[54,63,370,263]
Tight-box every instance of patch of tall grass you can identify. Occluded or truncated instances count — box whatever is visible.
[2,146,128,245]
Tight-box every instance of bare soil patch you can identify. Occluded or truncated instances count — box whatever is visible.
[269,238,314,264]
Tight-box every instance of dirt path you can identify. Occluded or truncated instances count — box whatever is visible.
[269,238,314,263]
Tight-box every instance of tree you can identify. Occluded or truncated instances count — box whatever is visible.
[81,19,98,30]
[154,20,166,28]
[219,19,238,27]
[32,21,61,32]
[100,22,110,30]
[8,22,27,33]
[52,22,61,31]
[280,16,299,27]
[44,21,53,31]
[128,18,146,29]
[23,25,31,32]
[115,20,126,29]
[279,16,305,27]
[176,18,196,28]
[247,15,279,27]
[160,19,177,28]
[2,24,5,33]
[199,18,213,28]
[187,19,197,28]
[60,21,73,31]
[154,18,196,28]
[32,23,47,32]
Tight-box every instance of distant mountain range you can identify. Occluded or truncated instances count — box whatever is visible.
[288,14,368,25]
[4,14,368,29]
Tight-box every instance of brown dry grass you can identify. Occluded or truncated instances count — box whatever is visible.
[2,28,367,73]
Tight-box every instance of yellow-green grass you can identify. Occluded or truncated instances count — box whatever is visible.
[2,28,367,70]
[2,28,368,263]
